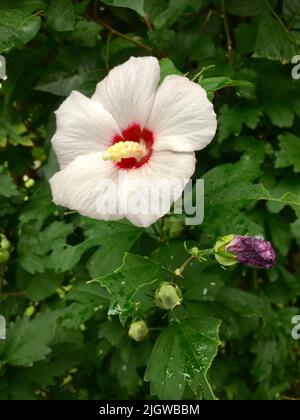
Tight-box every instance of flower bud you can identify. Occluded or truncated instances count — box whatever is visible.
[128,320,149,342]
[0,234,10,251]
[214,235,276,269]
[163,216,185,239]
[226,236,276,269]
[190,247,201,257]
[155,282,182,310]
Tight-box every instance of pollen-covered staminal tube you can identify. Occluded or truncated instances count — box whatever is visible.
[102,140,147,164]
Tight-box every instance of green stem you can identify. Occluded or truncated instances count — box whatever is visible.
[175,255,195,277]
[105,32,112,72]
[143,15,153,32]
[265,0,289,32]
[220,0,233,69]
[191,65,215,82]
[85,14,157,55]
[0,291,26,298]
[253,268,259,289]
[175,248,214,277]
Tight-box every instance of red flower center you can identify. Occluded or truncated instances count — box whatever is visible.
[112,123,154,169]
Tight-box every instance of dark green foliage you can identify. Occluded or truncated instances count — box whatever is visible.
[0,0,299,401]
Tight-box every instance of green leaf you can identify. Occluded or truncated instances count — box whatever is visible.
[257,62,300,128]
[145,318,221,400]
[201,149,268,237]
[291,219,300,245]
[0,10,41,53]
[19,219,121,274]
[200,77,254,98]
[275,133,300,173]
[35,48,105,97]
[159,57,182,82]
[0,1,46,12]
[179,34,215,63]
[16,268,64,300]
[19,221,73,273]
[47,0,75,32]
[3,311,61,367]
[153,0,204,29]
[69,18,102,47]
[204,148,265,203]
[217,288,273,321]
[184,263,225,302]
[0,168,18,198]
[0,115,34,147]
[266,176,300,218]
[62,281,109,329]
[217,104,263,142]
[226,0,264,16]
[112,337,151,396]
[151,240,192,271]
[202,144,300,238]
[100,0,145,17]
[268,215,292,257]
[99,318,125,347]
[18,191,142,275]
[234,23,257,54]
[255,12,298,63]
[82,218,143,278]
[19,181,57,228]
[93,253,173,325]
[35,70,104,97]
[252,340,280,382]
[283,0,300,29]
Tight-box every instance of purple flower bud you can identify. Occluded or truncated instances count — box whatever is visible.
[226,236,276,269]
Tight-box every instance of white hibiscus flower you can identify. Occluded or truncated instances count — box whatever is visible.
[49,56,217,228]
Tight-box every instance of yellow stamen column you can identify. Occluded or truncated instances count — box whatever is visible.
[102,141,147,163]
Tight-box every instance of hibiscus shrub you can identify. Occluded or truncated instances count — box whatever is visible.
[0,0,300,401]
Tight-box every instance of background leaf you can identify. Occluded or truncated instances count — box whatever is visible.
[94,253,173,325]
[47,0,75,32]
[145,318,221,400]
[3,311,62,367]
[0,10,41,53]
[100,0,145,17]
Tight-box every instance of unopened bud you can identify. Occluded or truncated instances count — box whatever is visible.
[163,216,185,239]
[155,282,182,310]
[190,247,201,257]
[226,235,276,269]
[128,320,149,342]
[0,234,10,251]
[214,235,276,269]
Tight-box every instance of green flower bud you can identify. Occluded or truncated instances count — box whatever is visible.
[155,282,182,310]
[0,249,10,264]
[128,320,149,342]
[214,235,237,267]
[163,216,185,239]
[0,234,10,251]
[190,247,201,257]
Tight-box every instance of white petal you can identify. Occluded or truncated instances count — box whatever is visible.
[120,151,196,227]
[92,56,160,132]
[49,150,195,228]
[147,75,217,153]
[52,91,121,169]
[49,153,124,221]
